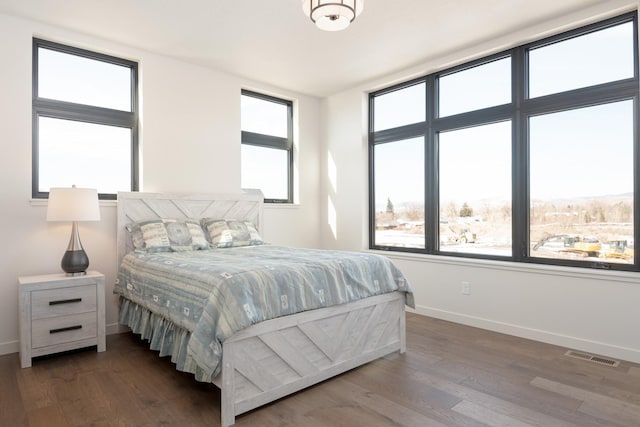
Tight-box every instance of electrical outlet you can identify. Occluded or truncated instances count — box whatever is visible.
[461,281,470,295]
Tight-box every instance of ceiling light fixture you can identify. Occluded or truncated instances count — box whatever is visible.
[302,0,364,32]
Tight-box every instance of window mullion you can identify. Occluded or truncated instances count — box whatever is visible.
[34,99,136,128]
[425,74,438,253]
[368,94,377,248]
[512,46,528,262]
[371,122,426,145]
[631,19,639,270]
[522,79,638,118]
[241,131,290,150]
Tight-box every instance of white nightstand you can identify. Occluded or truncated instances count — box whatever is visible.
[18,270,106,368]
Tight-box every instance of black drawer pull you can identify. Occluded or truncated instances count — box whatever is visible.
[50,325,82,334]
[49,298,82,306]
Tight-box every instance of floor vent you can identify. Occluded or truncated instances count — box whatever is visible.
[564,350,620,367]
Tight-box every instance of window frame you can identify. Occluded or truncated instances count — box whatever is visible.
[32,38,139,200]
[369,11,639,272]
[241,89,294,204]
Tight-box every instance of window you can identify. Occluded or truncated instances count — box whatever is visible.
[241,90,293,203]
[33,39,138,199]
[374,137,425,249]
[373,82,426,131]
[529,101,634,262]
[438,57,511,117]
[439,121,512,256]
[369,12,638,271]
[528,21,634,98]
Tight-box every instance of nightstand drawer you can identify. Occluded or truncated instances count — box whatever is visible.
[31,285,97,319]
[32,312,98,349]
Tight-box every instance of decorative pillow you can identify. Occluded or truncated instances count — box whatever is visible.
[200,218,264,248]
[136,219,209,252]
[125,222,145,250]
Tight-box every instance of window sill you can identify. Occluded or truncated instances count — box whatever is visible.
[263,203,301,210]
[368,249,639,284]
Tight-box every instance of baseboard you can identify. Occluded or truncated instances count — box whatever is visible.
[0,340,19,356]
[411,305,640,365]
[107,322,130,335]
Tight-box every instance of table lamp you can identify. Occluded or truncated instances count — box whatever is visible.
[46,185,100,275]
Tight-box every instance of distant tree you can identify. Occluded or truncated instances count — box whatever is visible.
[459,202,473,217]
[445,202,458,221]
[404,202,424,221]
[584,211,592,223]
[386,197,394,215]
[501,203,512,221]
[611,201,632,222]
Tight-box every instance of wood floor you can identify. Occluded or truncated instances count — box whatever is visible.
[2,313,639,426]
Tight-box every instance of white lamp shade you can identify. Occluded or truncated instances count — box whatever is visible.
[46,187,100,222]
[302,0,363,31]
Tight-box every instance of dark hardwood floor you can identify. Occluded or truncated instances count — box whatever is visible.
[2,313,639,426]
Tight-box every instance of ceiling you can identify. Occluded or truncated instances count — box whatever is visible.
[0,0,617,97]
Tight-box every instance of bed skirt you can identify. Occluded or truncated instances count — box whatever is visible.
[117,297,214,382]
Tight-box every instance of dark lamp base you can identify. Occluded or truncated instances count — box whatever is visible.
[61,249,89,275]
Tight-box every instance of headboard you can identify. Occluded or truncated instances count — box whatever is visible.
[116,190,264,268]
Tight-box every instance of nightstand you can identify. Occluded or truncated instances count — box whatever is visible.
[18,271,106,368]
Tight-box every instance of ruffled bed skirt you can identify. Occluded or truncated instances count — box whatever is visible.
[117,297,215,383]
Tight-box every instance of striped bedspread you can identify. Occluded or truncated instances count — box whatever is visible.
[114,245,413,378]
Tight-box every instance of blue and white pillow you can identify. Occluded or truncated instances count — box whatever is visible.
[131,218,209,252]
[200,218,263,248]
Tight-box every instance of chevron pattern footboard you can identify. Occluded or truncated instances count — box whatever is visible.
[218,292,406,427]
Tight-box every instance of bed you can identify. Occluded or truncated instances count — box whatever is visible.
[114,191,413,426]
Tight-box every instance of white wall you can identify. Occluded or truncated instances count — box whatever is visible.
[319,0,640,364]
[0,13,321,355]
[319,91,369,250]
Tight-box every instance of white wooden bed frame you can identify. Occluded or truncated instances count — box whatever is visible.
[116,191,407,427]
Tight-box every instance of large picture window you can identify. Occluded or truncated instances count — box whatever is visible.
[241,90,293,203]
[33,39,138,199]
[369,12,639,271]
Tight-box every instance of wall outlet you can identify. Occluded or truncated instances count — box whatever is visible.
[461,281,470,295]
